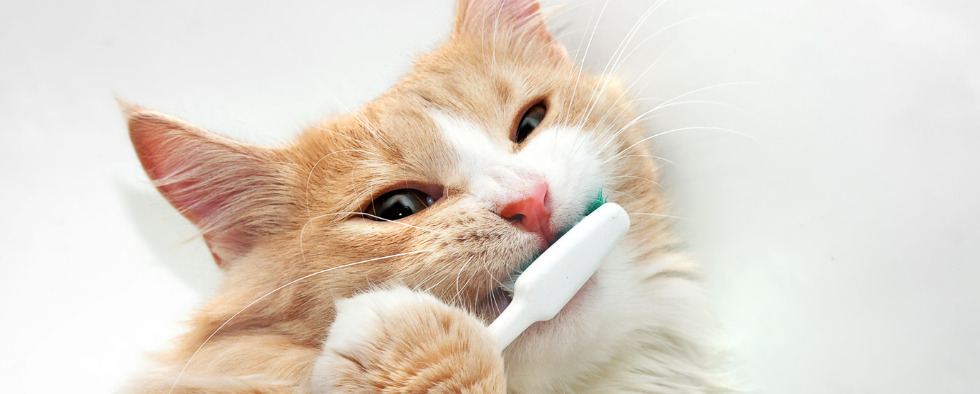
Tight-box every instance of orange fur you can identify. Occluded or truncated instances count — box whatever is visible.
[124,0,707,393]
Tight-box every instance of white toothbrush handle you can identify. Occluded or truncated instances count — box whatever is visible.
[487,203,630,351]
[486,298,534,351]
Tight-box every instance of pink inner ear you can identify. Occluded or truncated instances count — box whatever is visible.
[461,0,546,34]
[129,111,280,266]
[497,0,540,25]
[133,129,227,227]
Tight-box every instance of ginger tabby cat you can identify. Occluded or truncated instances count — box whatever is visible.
[125,0,731,392]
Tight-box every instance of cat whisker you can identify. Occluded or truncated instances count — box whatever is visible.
[596,97,745,157]
[516,2,588,67]
[490,0,506,72]
[598,186,640,203]
[596,81,755,154]
[554,4,595,126]
[305,149,385,218]
[481,258,508,289]
[453,256,475,307]
[607,13,731,82]
[651,81,755,111]
[622,154,681,167]
[588,38,678,129]
[580,10,728,133]
[607,99,747,145]
[349,110,395,152]
[458,260,481,307]
[299,211,446,265]
[578,0,670,126]
[348,212,444,233]
[601,125,754,166]
[630,212,690,221]
[420,270,452,294]
[523,30,578,69]
[411,269,439,293]
[562,0,609,125]
[613,175,667,190]
[168,250,431,394]
[569,38,677,158]
[299,212,350,264]
[583,54,671,136]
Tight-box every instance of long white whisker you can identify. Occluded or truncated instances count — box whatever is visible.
[623,154,681,167]
[597,82,754,153]
[299,211,448,265]
[631,212,690,220]
[608,13,729,81]
[580,0,669,125]
[454,257,474,306]
[305,149,384,218]
[590,38,678,129]
[613,175,667,190]
[564,0,610,125]
[422,271,452,294]
[602,125,754,166]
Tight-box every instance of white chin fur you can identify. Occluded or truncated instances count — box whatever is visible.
[503,247,725,393]
[430,111,726,392]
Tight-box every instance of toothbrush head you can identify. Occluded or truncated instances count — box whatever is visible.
[513,188,610,279]
[585,188,608,216]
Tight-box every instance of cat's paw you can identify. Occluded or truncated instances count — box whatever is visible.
[311,287,506,394]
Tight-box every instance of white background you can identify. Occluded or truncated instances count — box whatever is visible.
[2,0,978,393]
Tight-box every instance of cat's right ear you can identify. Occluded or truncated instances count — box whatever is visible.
[121,101,295,267]
[453,0,569,62]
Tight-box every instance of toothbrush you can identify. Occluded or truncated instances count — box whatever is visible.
[487,202,631,351]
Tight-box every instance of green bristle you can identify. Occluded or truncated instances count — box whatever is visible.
[585,187,608,215]
[510,188,608,286]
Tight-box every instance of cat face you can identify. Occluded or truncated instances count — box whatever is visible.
[128,0,670,389]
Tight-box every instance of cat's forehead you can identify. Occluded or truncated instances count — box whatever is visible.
[398,42,573,125]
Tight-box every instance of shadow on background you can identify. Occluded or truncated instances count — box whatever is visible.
[115,178,223,298]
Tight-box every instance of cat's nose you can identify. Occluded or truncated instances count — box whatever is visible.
[499,182,555,245]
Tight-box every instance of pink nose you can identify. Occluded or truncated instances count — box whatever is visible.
[498,183,555,245]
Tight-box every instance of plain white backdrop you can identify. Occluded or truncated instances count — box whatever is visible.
[2,0,978,393]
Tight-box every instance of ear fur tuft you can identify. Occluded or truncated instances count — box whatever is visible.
[123,103,295,266]
[454,0,567,61]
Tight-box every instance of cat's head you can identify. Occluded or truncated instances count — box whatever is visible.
[128,0,671,389]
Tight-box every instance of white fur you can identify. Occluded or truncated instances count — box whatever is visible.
[430,111,610,232]
[311,287,450,393]
[431,111,730,393]
[313,111,727,393]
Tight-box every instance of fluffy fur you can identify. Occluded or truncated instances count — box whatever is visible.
[125,0,731,393]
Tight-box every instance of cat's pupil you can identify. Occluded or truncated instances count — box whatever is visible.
[368,189,434,221]
[515,103,547,143]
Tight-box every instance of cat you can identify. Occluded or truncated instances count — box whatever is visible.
[124,0,731,393]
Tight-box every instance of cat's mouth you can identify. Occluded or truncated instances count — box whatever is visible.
[477,215,591,321]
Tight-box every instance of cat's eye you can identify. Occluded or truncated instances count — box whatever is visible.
[366,189,435,221]
[514,102,547,144]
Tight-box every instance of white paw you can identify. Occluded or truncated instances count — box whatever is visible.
[310,286,478,393]
[321,287,446,360]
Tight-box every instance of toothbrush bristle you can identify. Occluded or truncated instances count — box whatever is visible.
[509,190,609,287]
[585,188,608,216]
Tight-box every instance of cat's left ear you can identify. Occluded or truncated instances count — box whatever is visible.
[453,0,569,62]
[122,101,296,267]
